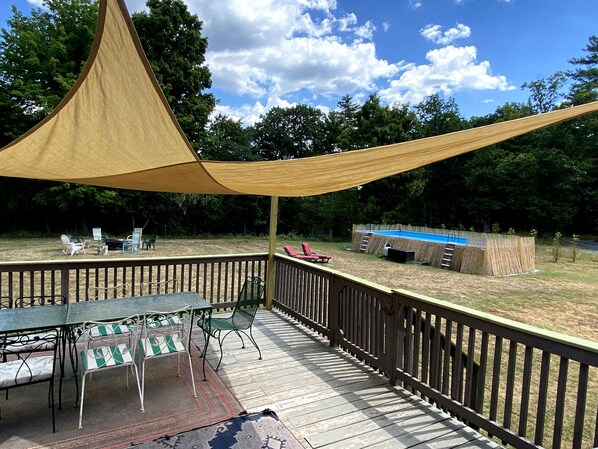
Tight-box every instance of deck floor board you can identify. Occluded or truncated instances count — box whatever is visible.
[197,308,501,449]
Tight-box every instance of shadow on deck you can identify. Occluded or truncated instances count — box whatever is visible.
[207,308,502,449]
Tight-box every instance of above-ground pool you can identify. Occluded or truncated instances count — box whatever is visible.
[372,230,468,246]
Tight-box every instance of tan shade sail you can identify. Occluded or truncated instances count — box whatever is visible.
[0,0,597,197]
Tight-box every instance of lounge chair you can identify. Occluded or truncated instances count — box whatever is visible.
[283,245,318,262]
[61,234,86,256]
[301,242,332,262]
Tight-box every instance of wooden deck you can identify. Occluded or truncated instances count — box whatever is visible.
[201,308,503,449]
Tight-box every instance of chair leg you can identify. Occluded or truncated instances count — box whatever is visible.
[186,351,197,398]
[78,373,87,429]
[140,359,147,411]
[248,328,262,360]
[214,334,226,371]
[133,363,144,413]
[51,379,56,433]
[233,330,246,348]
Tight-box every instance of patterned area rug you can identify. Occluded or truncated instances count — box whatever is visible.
[134,409,305,449]
[0,345,243,449]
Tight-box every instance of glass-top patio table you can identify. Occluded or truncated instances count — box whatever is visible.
[0,304,68,333]
[65,291,212,404]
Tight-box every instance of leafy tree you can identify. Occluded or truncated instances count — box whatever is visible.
[0,0,98,145]
[415,95,468,228]
[200,114,258,161]
[132,0,215,147]
[567,35,598,104]
[251,105,327,160]
[522,72,568,113]
[0,0,100,234]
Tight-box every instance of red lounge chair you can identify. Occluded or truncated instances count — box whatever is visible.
[283,245,318,262]
[301,242,332,262]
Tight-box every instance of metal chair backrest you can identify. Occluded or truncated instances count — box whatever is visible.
[139,279,178,296]
[87,284,129,301]
[231,276,265,330]
[15,295,66,308]
[0,296,12,309]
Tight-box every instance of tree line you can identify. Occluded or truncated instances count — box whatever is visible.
[0,0,597,240]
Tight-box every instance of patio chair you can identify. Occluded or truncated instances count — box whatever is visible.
[301,242,332,262]
[0,296,12,309]
[139,279,178,296]
[138,306,196,409]
[198,276,265,371]
[61,234,86,256]
[78,314,143,428]
[142,234,158,250]
[14,295,67,398]
[122,230,142,254]
[87,285,132,338]
[283,245,318,262]
[0,328,60,432]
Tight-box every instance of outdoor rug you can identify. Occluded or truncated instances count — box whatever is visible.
[0,345,243,449]
[133,409,305,449]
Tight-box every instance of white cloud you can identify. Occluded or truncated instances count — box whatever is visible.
[420,23,471,45]
[26,0,46,6]
[379,45,515,105]
[213,96,297,127]
[354,20,376,40]
[192,0,398,103]
[409,0,423,10]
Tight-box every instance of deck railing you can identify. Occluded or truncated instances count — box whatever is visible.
[275,256,598,449]
[1,253,596,448]
[0,254,267,310]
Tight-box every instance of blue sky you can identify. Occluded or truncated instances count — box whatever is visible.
[1,0,597,126]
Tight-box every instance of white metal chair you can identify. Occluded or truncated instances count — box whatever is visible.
[78,314,143,428]
[139,279,178,296]
[137,306,196,410]
[87,285,132,339]
[122,230,142,254]
[61,234,85,256]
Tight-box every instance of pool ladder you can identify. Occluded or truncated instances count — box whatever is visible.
[360,232,372,253]
[441,231,458,269]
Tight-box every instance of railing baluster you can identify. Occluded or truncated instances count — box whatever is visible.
[441,319,452,397]
[552,357,569,449]
[503,340,518,434]
[572,363,589,449]
[489,336,503,425]
[519,345,533,438]
[464,327,476,410]
[534,351,551,446]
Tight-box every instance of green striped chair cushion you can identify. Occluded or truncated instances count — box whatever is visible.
[89,324,131,338]
[146,315,181,328]
[81,343,133,370]
[138,334,185,357]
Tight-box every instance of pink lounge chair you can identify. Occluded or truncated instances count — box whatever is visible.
[283,245,318,262]
[301,242,332,262]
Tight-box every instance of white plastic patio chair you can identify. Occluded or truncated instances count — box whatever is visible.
[61,234,85,256]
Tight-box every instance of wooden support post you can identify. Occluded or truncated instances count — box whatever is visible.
[266,196,278,309]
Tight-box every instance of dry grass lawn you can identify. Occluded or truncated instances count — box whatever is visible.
[1,236,596,343]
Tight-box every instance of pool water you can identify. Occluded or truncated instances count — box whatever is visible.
[372,230,468,246]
